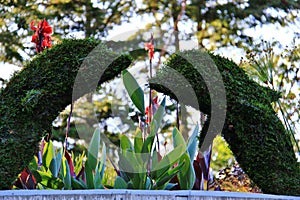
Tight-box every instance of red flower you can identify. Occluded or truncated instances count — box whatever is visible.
[144,42,154,60]
[30,19,53,53]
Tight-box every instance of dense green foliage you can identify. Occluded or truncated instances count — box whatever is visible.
[0,39,299,195]
[0,39,132,188]
[151,50,300,195]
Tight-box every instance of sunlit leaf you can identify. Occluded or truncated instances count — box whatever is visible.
[134,128,143,154]
[84,160,95,189]
[120,134,133,151]
[187,124,199,161]
[122,69,145,114]
[88,128,100,171]
[61,157,71,189]
[42,140,55,172]
[32,170,64,189]
[177,153,195,189]
[172,127,187,149]
[151,144,185,178]
[94,143,106,189]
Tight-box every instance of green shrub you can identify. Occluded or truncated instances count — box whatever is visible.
[151,50,300,195]
[0,38,132,188]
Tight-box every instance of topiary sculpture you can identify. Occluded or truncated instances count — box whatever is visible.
[150,50,300,195]
[0,39,299,196]
[0,39,132,188]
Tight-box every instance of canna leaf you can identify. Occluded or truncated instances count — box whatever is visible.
[120,134,133,151]
[151,144,185,179]
[164,183,178,190]
[177,153,195,190]
[42,140,55,171]
[187,124,199,161]
[71,177,87,189]
[61,157,71,189]
[94,144,106,189]
[172,127,187,149]
[32,170,64,189]
[134,128,144,164]
[87,128,100,171]
[84,160,95,189]
[114,176,128,189]
[55,149,63,177]
[74,151,85,176]
[154,161,184,189]
[134,128,143,154]
[49,157,57,178]
[122,69,145,114]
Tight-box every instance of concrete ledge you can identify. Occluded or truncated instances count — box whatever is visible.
[0,190,299,200]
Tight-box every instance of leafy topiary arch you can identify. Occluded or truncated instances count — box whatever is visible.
[151,50,300,195]
[0,39,132,188]
[0,39,299,195]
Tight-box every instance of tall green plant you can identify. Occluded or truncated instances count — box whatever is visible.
[14,128,106,189]
[113,70,198,190]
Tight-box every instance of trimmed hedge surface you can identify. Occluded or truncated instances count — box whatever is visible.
[151,50,300,195]
[0,40,299,195]
[0,39,132,188]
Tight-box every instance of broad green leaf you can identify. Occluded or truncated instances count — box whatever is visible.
[120,134,133,151]
[84,160,95,189]
[177,153,195,189]
[134,128,144,164]
[187,124,199,161]
[172,127,187,149]
[74,151,85,176]
[62,157,71,189]
[122,69,145,114]
[153,162,183,189]
[55,149,63,177]
[32,170,64,189]
[49,157,57,177]
[118,153,135,180]
[94,144,106,189]
[88,128,100,171]
[132,172,146,189]
[151,150,159,171]
[141,121,157,155]
[71,177,87,189]
[42,140,55,171]
[145,176,151,190]
[114,176,128,189]
[151,144,185,178]
[164,183,177,190]
[28,156,38,172]
[134,128,143,153]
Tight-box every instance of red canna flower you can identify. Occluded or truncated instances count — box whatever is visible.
[30,19,53,53]
[144,42,154,60]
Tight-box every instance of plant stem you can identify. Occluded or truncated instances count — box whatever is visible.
[64,103,73,155]
[176,102,180,130]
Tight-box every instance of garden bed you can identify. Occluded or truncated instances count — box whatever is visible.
[0,190,299,200]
